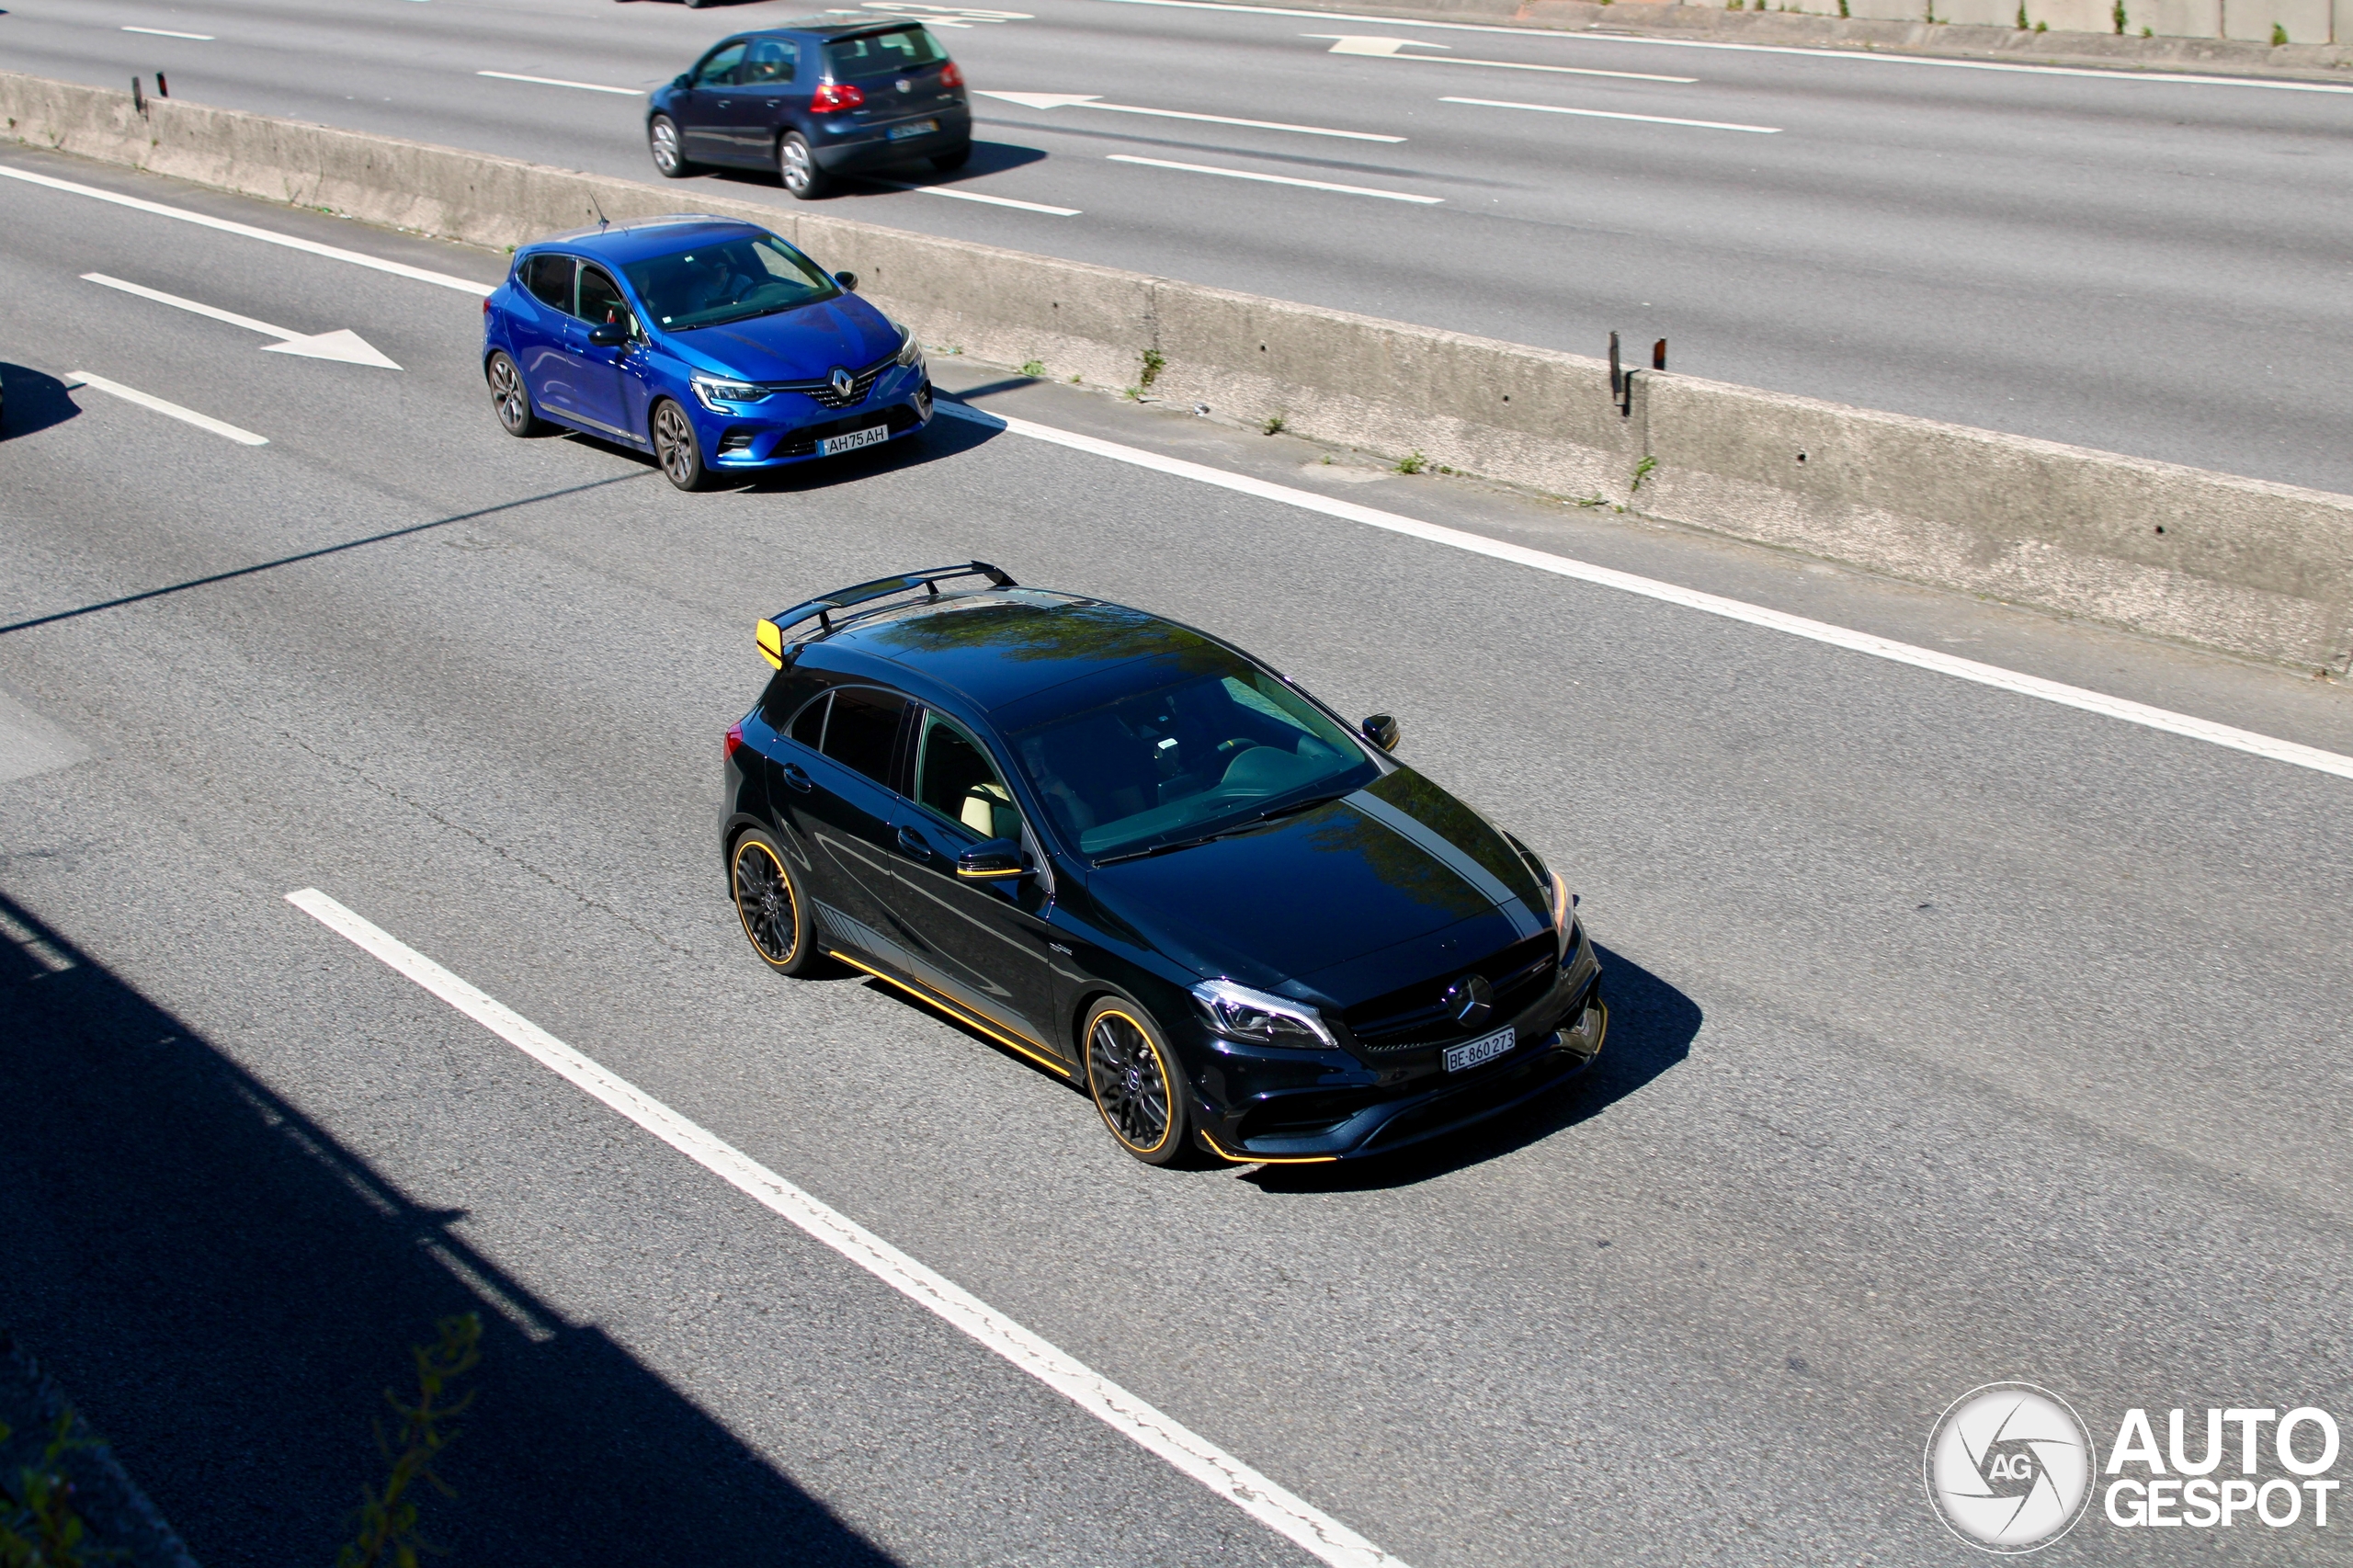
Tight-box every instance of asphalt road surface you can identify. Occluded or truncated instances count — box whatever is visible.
[6,148,2353,1566]
[6,0,2353,497]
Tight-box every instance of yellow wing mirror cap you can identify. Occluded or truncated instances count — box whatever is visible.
[756,618,785,669]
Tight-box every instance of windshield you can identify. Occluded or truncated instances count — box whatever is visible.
[620,233,838,332]
[824,28,947,79]
[1006,661,1376,861]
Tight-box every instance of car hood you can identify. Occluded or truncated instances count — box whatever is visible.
[665,295,899,381]
[1083,767,1551,1004]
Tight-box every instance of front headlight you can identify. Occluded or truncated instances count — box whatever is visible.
[893,324,925,369]
[691,375,771,412]
[1547,870,1580,962]
[1191,978,1335,1050]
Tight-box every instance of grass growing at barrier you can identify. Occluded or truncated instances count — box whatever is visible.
[335,1313,482,1568]
[0,1409,100,1566]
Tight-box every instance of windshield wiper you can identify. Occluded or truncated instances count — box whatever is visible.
[1093,790,1348,866]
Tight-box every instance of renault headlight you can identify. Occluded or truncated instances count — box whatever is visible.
[893,324,926,369]
[691,374,770,412]
[1191,978,1335,1050]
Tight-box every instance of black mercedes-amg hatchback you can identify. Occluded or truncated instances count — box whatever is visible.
[721,564,1605,1165]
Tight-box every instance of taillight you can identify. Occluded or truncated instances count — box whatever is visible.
[724,722,745,762]
[940,62,964,89]
[811,82,865,113]
[482,298,492,314]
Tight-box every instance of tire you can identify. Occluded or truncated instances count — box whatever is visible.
[1082,998,1192,1165]
[731,830,818,974]
[652,397,708,491]
[779,131,830,200]
[485,350,543,437]
[930,142,972,174]
[648,114,694,179]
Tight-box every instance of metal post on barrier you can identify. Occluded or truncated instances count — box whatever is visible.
[156,73,169,98]
[1653,337,1667,371]
[1608,331,1624,418]
[131,75,145,116]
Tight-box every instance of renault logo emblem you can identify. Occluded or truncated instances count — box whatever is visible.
[1442,973,1494,1028]
[829,366,856,400]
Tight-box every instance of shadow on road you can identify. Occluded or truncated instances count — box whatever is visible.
[0,891,899,1568]
[1244,942,1701,1193]
[0,365,81,442]
[696,140,1050,202]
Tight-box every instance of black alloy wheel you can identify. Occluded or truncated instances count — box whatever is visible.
[485,351,542,437]
[931,142,972,174]
[1084,1000,1189,1165]
[651,398,707,491]
[649,115,694,178]
[779,131,829,200]
[731,831,814,973]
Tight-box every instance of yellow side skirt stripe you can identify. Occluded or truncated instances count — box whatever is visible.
[828,949,1074,1078]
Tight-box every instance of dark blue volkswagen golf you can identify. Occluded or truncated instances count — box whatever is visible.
[481,214,931,489]
[721,565,1608,1167]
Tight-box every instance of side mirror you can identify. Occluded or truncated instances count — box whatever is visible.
[673,74,691,89]
[834,270,858,292]
[957,837,1027,881]
[1361,713,1401,751]
[587,323,627,347]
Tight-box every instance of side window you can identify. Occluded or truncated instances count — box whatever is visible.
[743,39,797,85]
[787,689,830,747]
[915,713,1022,841]
[692,40,747,87]
[819,687,905,785]
[522,254,575,312]
[577,265,631,330]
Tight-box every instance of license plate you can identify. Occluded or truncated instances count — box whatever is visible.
[817,425,890,457]
[1443,1026,1515,1074]
[887,119,939,141]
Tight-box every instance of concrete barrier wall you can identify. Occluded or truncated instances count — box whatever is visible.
[6,71,2349,673]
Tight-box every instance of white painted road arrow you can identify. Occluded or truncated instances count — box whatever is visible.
[1304,36,1698,84]
[972,89,1404,142]
[81,272,403,368]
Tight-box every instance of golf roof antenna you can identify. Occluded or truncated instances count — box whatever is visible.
[589,192,610,233]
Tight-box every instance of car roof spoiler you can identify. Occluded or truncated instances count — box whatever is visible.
[756,562,1017,668]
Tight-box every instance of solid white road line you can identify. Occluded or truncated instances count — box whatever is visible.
[1310,35,1696,83]
[0,167,494,297]
[476,70,643,96]
[63,372,267,446]
[974,89,1404,142]
[931,401,2353,784]
[869,177,1081,214]
[1107,154,1441,203]
[122,26,214,40]
[282,887,1409,1568]
[80,273,404,368]
[1106,0,2353,91]
[1443,96,1780,133]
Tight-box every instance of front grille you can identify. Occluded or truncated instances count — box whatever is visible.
[776,351,895,410]
[774,403,924,459]
[1344,933,1558,1052]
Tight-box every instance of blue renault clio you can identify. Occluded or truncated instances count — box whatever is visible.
[481,214,932,490]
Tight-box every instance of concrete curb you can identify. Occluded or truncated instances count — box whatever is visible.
[6,71,2348,673]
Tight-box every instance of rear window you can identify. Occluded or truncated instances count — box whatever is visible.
[824,28,946,80]
[821,687,906,785]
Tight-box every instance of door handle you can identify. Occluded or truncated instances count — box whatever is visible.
[716,98,732,108]
[895,824,931,860]
[779,763,813,793]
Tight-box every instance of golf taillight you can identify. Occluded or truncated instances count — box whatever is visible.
[940,62,964,89]
[811,82,865,113]
[724,722,745,761]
